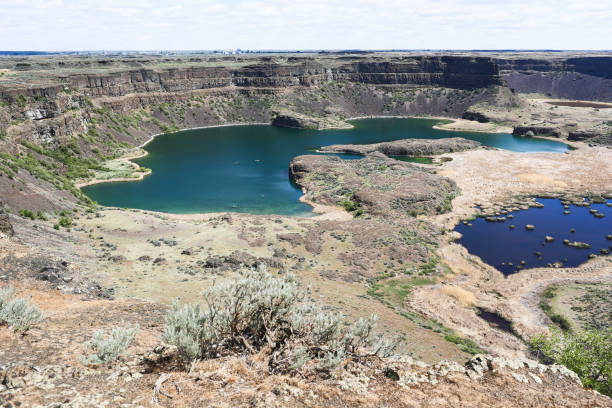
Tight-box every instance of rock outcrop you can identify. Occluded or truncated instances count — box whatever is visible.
[512,126,561,137]
[0,203,13,236]
[319,137,480,157]
[0,55,503,101]
[497,55,612,102]
[272,109,352,130]
[290,153,459,218]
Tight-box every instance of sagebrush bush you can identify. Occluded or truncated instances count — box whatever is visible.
[531,328,611,397]
[164,265,399,373]
[0,286,14,306]
[0,286,44,331]
[81,323,139,365]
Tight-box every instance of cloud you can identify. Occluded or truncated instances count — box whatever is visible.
[0,0,610,50]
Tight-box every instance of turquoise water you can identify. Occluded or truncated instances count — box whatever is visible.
[83,118,568,215]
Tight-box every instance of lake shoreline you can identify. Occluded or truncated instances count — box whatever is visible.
[78,117,570,217]
[74,149,151,188]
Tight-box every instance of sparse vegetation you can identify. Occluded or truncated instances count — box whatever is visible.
[19,209,36,220]
[531,328,611,397]
[444,332,482,355]
[58,216,72,228]
[81,323,139,365]
[367,277,434,304]
[0,286,44,332]
[164,265,399,373]
[16,94,27,108]
[539,285,572,331]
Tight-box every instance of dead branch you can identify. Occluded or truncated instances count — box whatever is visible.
[152,373,173,405]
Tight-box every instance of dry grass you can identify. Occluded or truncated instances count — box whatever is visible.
[440,285,477,307]
[517,173,568,187]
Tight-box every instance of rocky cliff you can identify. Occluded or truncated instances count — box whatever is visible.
[0,55,502,100]
[496,55,612,101]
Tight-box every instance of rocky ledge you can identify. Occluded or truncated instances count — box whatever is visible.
[289,153,459,218]
[319,137,481,157]
[271,109,352,130]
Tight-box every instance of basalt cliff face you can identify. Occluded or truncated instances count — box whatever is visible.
[0,55,502,100]
[496,55,612,101]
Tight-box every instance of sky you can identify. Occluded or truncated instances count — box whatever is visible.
[1,0,611,51]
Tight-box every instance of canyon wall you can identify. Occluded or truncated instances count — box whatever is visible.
[0,55,502,101]
[497,56,612,101]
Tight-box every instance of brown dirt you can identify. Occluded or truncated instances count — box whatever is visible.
[545,100,612,109]
[2,284,608,408]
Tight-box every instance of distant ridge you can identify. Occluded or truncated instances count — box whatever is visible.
[1,49,610,57]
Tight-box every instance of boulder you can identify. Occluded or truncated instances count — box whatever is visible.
[0,207,14,236]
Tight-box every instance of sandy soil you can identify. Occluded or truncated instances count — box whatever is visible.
[299,193,353,221]
[433,118,513,134]
[434,143,612,229]
[11,115,612,365]
[3,282,606,408]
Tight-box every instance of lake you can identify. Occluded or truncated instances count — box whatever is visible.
[83,118,568,215]
[455,198,611,275]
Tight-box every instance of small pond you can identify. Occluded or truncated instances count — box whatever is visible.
[455,198,612,275]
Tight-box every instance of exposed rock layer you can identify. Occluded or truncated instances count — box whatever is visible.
[0,55,502,100]
[319,137,481,156]
[497,56,612,101]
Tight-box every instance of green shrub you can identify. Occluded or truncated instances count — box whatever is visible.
[550,314,572,331]
[81,323,139,365]
[58,216,72,228]
[18,209,36,220]
[164,265,399,373]
[16,95,27,108]
[339,199,365,216]
[444,332,483,355]
[339,199,358,212]
[36,211,48,221]
[539,285,571,331]
[0,286,44,331]
[531,328,611,397]
[542,286,557,298]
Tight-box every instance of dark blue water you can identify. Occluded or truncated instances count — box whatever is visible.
[83,118,568,215]
[455,198,612,275]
